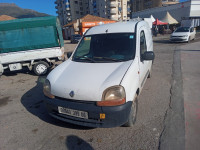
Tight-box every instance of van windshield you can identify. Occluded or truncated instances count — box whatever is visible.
[72,33,136,63]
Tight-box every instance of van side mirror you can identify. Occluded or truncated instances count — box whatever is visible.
[142,51,155,61]
[67,52,72,58]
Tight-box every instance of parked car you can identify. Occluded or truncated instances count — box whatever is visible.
[0,16,64,76]
[170,27,196,43]
[43,20,155,128]
[70,34,82,43]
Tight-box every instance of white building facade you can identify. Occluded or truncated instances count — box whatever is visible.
[132,1,191,22]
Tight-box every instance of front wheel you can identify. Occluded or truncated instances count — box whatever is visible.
[33,61,49,76]
[187,36,191,43]
[124,95,138,127]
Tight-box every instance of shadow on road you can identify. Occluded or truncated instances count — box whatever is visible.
[66,135,94,150]
[153,39,172,44]
[21,76,93,130]
[2,68,32,76]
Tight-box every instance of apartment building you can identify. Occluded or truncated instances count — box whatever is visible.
[89,0,131,21]
[55,0,132,26]
[55,0,89,26]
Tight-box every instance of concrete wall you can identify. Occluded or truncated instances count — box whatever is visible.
[132,1,190,22]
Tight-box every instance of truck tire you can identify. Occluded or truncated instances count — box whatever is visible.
[124,95,138,127]
[0,64,4,75]
[33,61,49,76]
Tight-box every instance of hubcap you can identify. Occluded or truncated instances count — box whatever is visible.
[36,64,47,74]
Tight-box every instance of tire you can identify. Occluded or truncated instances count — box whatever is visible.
[193,35,195,40]
[148,67,152,78]
[124,95,138,127]
[187,37,190,43]
[33,61,49,76]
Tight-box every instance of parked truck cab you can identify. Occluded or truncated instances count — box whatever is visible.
[0,16,64,75]
[43,20,155,128]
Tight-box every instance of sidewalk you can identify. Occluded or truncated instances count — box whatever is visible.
[180,42,200,150]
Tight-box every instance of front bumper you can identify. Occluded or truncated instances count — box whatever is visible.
[170,37,188,42]
[44,97,132,128]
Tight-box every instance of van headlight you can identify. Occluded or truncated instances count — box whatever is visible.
[43,79,55,99]
[97,86,126,106]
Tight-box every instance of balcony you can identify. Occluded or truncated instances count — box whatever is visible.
[110,2,117,8]
[110,8,117,14]
[55,6,58,9]
[110,15,118,20]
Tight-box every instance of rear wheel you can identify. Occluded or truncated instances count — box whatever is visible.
[124,95,138,127]
[33,61,49,76]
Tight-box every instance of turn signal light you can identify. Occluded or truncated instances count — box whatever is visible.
[96,98,126,107]
[43,90,55,99]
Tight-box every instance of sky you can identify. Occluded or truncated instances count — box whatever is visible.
[0,0,57,16]
[0,0,189,16]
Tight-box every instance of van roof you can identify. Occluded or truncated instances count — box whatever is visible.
[86,21,140,35]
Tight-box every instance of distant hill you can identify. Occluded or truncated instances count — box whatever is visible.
[0,3,49,19]
[0,15,16,21]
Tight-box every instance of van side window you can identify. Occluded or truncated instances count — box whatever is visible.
[140,31,147,60]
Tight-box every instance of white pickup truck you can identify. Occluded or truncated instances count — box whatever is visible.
[0,16,64,76]
[43,20,155,128]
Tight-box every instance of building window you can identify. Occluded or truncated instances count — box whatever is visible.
[76,11,79,14]
[74,1,78,4]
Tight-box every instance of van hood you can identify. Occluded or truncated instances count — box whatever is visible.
[47,60,133,101]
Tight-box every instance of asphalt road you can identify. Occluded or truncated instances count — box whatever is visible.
[0,34,199,150]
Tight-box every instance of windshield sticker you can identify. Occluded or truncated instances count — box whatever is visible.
[84,37,91,40]
[129,35,134,39]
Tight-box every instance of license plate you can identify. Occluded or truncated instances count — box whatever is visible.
[58,106,88,119]
[9,63,22,71]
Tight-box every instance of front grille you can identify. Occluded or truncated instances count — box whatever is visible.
[55,96,96,104]
[172,36,184,38]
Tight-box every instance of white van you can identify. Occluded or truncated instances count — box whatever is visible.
[43,20,155,128]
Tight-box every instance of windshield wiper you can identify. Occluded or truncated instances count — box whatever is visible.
[74,56,96,63]
[93,57,124,62]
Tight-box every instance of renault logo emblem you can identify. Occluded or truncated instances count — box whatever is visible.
[69,91,74,97]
